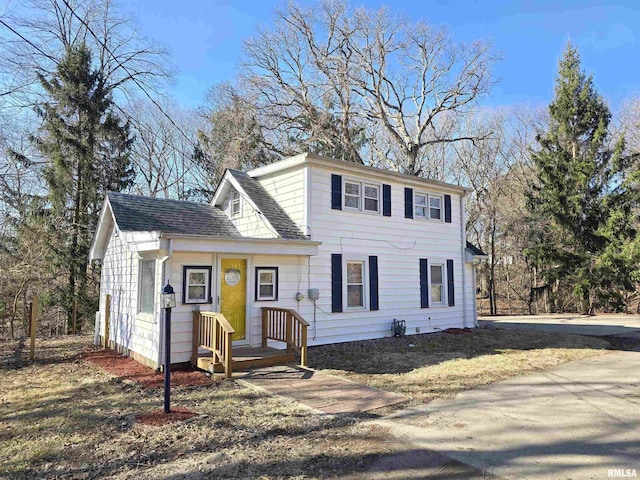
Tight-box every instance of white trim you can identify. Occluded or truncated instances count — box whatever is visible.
[343,256,368,311]
[342,177,381,215]
[164,236,320,256]
[184,267,212,304]
[137,258,157,316]
[256,267,278,301]
[429,262,445,306]
[229,190,242,218]
[414,191,444,222]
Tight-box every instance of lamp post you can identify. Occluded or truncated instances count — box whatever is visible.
[162,283,176,414]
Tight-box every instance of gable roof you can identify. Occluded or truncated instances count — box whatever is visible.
[226,169,307,240]
[108,192,241,237]
[466,241,487,257]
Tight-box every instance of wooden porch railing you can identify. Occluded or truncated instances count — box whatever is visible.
[191,311,235,378]
[261,307,309,366]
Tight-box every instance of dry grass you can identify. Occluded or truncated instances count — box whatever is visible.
[309,327,612,404]
[0,336,397,480]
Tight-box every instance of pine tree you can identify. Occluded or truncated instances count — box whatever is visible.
[33,44,134,330]
[527,43,638,313]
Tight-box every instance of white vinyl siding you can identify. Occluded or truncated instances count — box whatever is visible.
[301,163,469,345]
[256,165,306,228]
[98,229,160,366]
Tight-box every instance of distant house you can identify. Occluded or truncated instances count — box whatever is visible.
[89,153,486,375]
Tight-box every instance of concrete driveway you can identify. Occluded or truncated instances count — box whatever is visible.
[479,313,640,339]
[371,351,640,479]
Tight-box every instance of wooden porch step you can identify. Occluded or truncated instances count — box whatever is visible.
[196,346,296,374]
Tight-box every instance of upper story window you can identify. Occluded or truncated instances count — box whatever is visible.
[415,192,443,221]
[344,179,380,214]
[230,190,241,218]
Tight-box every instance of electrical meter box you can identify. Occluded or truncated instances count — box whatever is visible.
[308,288,320,300]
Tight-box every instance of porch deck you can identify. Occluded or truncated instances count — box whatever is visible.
[195,346,296,373]
[191,307,308,378]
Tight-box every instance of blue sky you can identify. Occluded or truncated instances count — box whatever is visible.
[123,0,640,110]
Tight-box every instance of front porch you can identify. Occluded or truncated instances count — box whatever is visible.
[191,307,309,378]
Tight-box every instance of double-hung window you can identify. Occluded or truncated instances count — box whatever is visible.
[415,192,443,221]
[230,190,241,217]
[430,264,444,305]
[183,266,212,304]
[256,267,278,301]
[346,260,365,308]
[138,259,156,315]
[344,179,380,214]
[344,181,361,209]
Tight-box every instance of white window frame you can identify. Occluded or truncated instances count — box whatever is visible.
[414,192,444,221]
[230,190,241,218]
[343,178,381,214]
[183,266,212,304]
[430,195,443,221]
[344,259,367,310]
[343,180,361,211]
[138,259,156,315]
[430,262,445,306]
[256,267,278,301]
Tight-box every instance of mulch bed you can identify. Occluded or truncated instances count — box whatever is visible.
[82,349,214,388]
[135,408,199,426]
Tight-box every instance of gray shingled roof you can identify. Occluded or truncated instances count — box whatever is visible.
[227,169,307,240]
[466,241,487,256]
[108,192,241,237]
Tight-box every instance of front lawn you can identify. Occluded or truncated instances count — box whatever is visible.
[308,327,612,405]
[0,336,396,480]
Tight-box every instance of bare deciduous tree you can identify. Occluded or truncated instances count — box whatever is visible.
[240,0,498,174]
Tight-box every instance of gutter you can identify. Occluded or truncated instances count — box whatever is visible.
[159,233,321,246]
[460,192,468,328]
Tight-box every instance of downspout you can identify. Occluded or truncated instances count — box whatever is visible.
[157,236,173,370]
[459,192,468,328]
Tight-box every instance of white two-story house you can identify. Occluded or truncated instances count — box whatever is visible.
[89,153,486,373]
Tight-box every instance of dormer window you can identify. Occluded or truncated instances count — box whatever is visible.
[230,190,241,218]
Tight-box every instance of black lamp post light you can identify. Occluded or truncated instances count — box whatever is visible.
[162,282,176,414]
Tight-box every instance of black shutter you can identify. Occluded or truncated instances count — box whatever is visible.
[420,258,429,308]
[331,254,343,312]
[382,184,391,217]
[404,188,413,219]
[447,259,455,306]
[369,256,379,311]
[444,194,452,223]
[331,174,342,210]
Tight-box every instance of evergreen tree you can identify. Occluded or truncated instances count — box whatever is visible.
[33,44,134,330]
[527,43,639,313]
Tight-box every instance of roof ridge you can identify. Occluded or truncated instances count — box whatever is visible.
[107,191,211,207]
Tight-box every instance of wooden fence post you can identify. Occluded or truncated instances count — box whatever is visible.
[29,296,39,361]
[72,300,77,335]
[104,294,111,349]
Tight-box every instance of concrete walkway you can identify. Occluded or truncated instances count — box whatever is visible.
[235,365,407,415]
[369,351,640,480]
[479,313,640,339]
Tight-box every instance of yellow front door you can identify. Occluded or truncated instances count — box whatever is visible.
[220,258,247,341]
